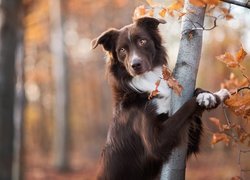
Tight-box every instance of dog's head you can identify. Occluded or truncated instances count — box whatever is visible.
[92,17,166,76]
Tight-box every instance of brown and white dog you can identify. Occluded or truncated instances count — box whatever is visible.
[92,17,229,180]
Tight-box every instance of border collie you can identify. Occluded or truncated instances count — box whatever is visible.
[92,17,229,180]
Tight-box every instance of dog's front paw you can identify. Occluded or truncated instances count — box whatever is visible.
[196,92,217,109]
[214,89,230,102]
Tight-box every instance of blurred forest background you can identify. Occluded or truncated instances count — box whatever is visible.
[0,0,249,179]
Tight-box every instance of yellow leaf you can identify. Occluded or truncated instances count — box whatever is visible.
[159,8,167,18]
[216,52,238,68]
[189,0,206,7]
[209,117,222,131]
[211,133,230,145]
[236,45,247,63]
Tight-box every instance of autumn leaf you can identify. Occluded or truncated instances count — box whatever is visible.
[220,7,234,20]
[225,90,250,120]
[221,73,249,93]
[148,8,154,17]
[216,52,238,68]
[162,65,183,96]
[133,5,146,19]
[159,8,167,18]
[216,45,248,70]
[209,117,222,131]
[235,125,250,143]
[190,0,220,7]
[178,12,186,20]
[211,133,230,145]
[189,0,206,7]
[146,0,162,7]
[236,45,247,62]
[148,79,160,99]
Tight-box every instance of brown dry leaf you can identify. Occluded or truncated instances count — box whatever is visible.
[148,79,161,99]
[235,125,250,143]
[216,45,247,70]
[146,0,162,6]
[178,12,186,20]
[209,117,222,131]
[190,0,219,7]
[221,73,249,92]
[146,0,154,6]
[162,65,171,80]
[225,90,250,119]
[216,52,239,68]
[188,31,193,40]
[231,176,241,180]
[159,8,167,18]
[211,133,230,145]
[189,0,206,7]
[236,45,247,63]
[168,0,183,10]
[204,0,220,6]
[167,78,184,96]
[220,7,234,20]
[148,8,154,17]
[225,14,234,20]
[162,65,183,96]
[133,5,146,19]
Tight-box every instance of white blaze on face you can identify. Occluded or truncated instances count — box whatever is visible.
[130,51,140,63]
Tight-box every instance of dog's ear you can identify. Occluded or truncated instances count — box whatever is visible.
[91,28,119,51]
[135,17,166,29]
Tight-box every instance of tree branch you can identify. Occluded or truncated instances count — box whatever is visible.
[221,0,250,9]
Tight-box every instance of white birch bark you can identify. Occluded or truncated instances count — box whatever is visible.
[160,1,206,179]
[50,0,70,170]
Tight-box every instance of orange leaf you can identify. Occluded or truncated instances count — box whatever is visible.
[162,65,183,96]
[225,14,234,20]
[236,45,247,63]
[178,12,186,20]
[216,52,238,68]
[148,79,161,99]
[190,0,219,7]
[168,0,183,12]
[159,8,167,18]
[148,8,154,17]
[220,7,234,20]
[211,133,230,145]
[209,117,222,131]
[162,65,171,80]
[133,5,146,19]
[204,0,220,6]
[189,0,206,7]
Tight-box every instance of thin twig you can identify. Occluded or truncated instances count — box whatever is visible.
[231,86,250,95]
[221,0,250,9]
[222,104,232,125]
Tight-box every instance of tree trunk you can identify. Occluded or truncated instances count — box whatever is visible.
[0,0,22,179]
[13,23,25,180]
[160,1,206,180]
[50,0,70,171]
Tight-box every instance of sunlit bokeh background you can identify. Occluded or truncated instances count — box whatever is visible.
[22,0,250,179]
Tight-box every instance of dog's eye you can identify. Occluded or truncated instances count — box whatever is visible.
[138,39,147,46]
[119,48,126,55]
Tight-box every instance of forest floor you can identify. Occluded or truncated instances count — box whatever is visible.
[25,149,249,180]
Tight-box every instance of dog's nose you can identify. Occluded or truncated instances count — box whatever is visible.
[131,59,142,70]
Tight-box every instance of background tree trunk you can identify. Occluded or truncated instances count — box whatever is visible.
[12,18,25,180]
[50,0,70,171]
[0,0,23,179]
[160,1,206,180]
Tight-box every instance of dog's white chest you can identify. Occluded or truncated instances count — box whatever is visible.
[129,67,171,114]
